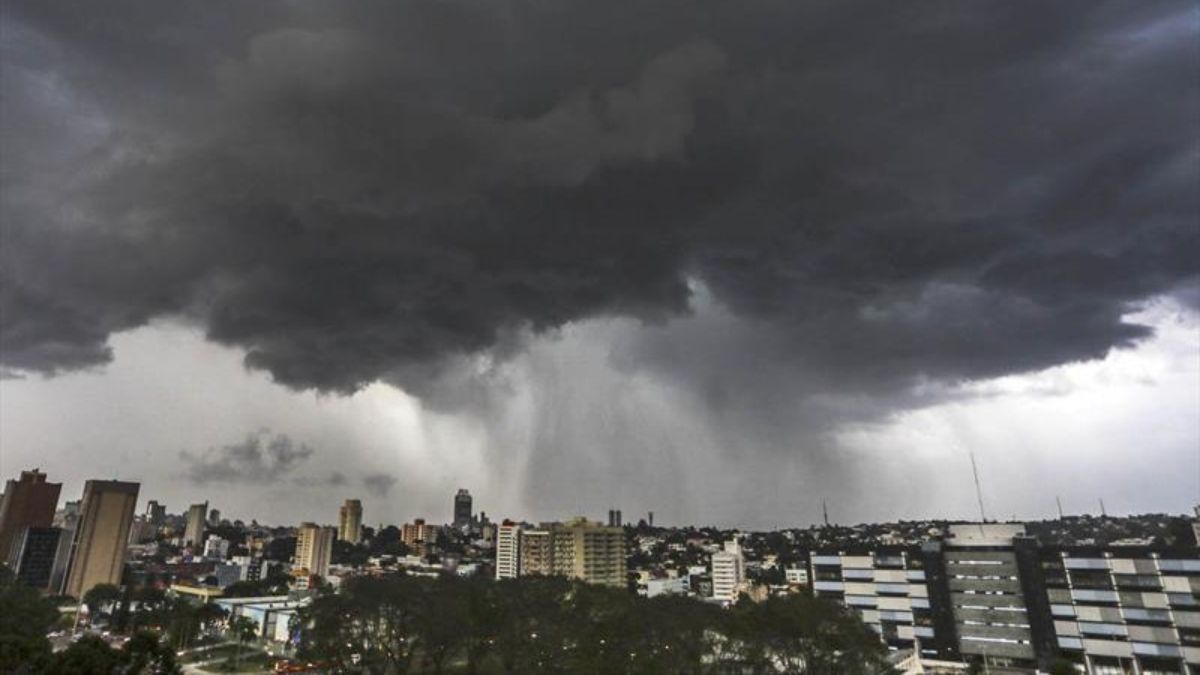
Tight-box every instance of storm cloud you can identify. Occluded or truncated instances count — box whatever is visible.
[2,1,1197,441]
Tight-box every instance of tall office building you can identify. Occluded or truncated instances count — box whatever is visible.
[338,499,363,544]
[10,527,65,590]
[495,521,521,579]
[184,502,207,547]
[453,489,473,529]
[62,480,139,598]
[0,469,62,563]
[711,539,745,604]
[144,500,166,527]
[550,518,627,588]
[520,529,553,576]
[293,522,335,578]
[207,508,221,526]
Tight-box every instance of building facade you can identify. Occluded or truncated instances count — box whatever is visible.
[184,502,208,547]
[810,524,1200,674]
[453,489,473,530]
[550,518,627,588]
[338,499,363,544]
[293,522,335,579]
[520,529,553,576]
[711,540,745,604]
[0,469,62,564]
[10,526,64,590]
[495,521,520,579]
[62,480,139,597]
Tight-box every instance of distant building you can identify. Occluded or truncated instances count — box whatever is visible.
[0,469,62,564]
[208,508,221,526]
[184,502,207,547]
[520,529,553,576]
[402,519,437,549]
[62,480,139,597]
[711,539,745,604]
[453,489,473,530]
[338,499,363,544]
[645,576,688,598]
[784,567,809,586]
[294,522,335,579]
[550,518,626,588]
[145,500,166,527]
[203,535,230,560]
[495,521,521,579]
[607,509,623,527]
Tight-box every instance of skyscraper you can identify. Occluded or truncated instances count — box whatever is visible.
[453,489,473,529]
[0,469,62,563]
[338,499,363,544]
[62,480,139,598]
[207,508,221,526]
[495,521,521,579]
[11,527,64,589]
[184,502,207,547]
[294,522,335,578]
[550,518,626,587]
[607,509,622,527]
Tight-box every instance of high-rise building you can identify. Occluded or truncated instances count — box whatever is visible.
[495,521,521,579]
[207,508,221,526]
[711,539,745,604]
[293,522,335,578]
[550,518,626,588]
[338,499,363,544]
[145,500,166,527]
[453,489,473,530]
[0,469,62,563]
[184,502,207,547]
[62,480,139,598]
[520,529,553,576]
[10,526,64,590]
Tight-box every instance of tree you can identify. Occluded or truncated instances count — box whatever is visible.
[123,631,182,674]
[48,635,124,675]
[0,564,57,673]
[1048,659,1079,675]
[228,615,258,673]
[83,583,122,621]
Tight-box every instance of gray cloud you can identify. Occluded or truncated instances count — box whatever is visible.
[363,473,398,498]
[1,1,1196,424]
[181,431,314,484]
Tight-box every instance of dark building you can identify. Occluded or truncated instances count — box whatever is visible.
[453,489,473,530]
[607,510,622,527]
[0,469,62,565]
[11,526,64,590]
[145,500,166,527]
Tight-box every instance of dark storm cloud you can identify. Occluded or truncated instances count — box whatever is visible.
[2,1,1197,403]
[181,431,314,484]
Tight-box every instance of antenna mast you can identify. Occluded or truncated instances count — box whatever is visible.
[1056,496,1064,519]
[822,499,830,527]
[969,449,987,524]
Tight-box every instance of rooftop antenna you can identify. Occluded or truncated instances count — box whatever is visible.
[1099,498,1107,518]
[1056,496,1064,519]
[822,499,830,527]
[969,448,987,523]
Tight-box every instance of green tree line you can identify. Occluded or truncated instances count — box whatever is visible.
[297,574,888,674]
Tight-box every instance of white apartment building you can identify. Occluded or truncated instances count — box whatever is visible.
[712,539,745,604]
[495,522,520,579]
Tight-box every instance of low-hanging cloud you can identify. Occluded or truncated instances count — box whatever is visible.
[1,0,1196,426]
[181,430,314,484]
[363,473,398,498]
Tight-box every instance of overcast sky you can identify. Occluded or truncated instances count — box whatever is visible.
[1,1,1197,529]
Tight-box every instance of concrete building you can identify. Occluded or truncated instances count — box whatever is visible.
[338,499,363,544]
[62,480,139,598]
[608,509,623,528]
[203,535,230,560]
[495,521,521,579]
[294,522,335,579]
[208,508,221,526]
[0,469,62,564]
[453,489,473,530]
[520,529,553,576]
[550,518,626,588]
[184,502,207,547]
[711,539,745,604]
[402,519,437,549]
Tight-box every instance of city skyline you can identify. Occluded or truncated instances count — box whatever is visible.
[2,1,1198,530]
